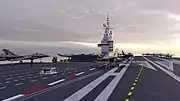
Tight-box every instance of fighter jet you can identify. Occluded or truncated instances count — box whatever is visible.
[158,53,174,58]
[2,49,50,63]
[164,53,174,58]
[99,53,117,62]
[98,50,134,69]
[98,53,119,69]
[117,50,133,60]
[142,53,151,56]
[142,53,174,58]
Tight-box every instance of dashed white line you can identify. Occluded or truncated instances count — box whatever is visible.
[68,72,72,74]
[53,75,57,77]
[21,78,25,80]
[48,79,65,86]
[15,83,23,86]
[28,74,33,76]
[14,80,18,82]
[3,76,6,77]
[5,78,12,80]
[18,76,23,78]
[2,94,25,101]
[0,87,6,90]
[5,81,11,83]
[34,76,38,78]
[75,72,84,76]
[90,68,95,71]
[42,77,48,79]
[28,77,32,79]
[30,80,37,82]
[61,73,64,75]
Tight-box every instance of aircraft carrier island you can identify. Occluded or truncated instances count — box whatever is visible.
[1,16,180,101]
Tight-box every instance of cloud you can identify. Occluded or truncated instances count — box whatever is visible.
[0,40,99,54]
[167,13,180,22]
[0,0,180,55]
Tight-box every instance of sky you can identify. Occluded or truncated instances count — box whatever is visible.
[0,0,180,56]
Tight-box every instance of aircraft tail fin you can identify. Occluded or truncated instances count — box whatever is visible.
[122,50,125,55]
[2,49,19,56]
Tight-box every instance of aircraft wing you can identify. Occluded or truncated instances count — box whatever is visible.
[8,56,36,61]
[2,49,50,61]
[98,54,118,62]
[0,57,6,61]
[57,54,71,57]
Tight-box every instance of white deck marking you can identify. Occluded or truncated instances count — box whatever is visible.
[143,57,180,82]
[94,63,130,101]
[2,94,24,101]
[28,77,32,79]
[75,72,84,76]
[21,78,25,80]
[0,87,6,90]
[5,78,12,80]
[64,68,118,101]
[61,73,64,75]
[156,61,174,71]
[42,77,48,79]
[173,59,180,65]
[15,83,23,86]
[18,76,23,78]
[30,80,37,82]
[14,80,18,82]
[169,61,174,71]
[138,61,157,71]
[48,79,65,86]
[158,58,167,61]
[90,68,95,71]
[5,81,11,83]
[159,61,170,67]
[64,61,131,101]
[53,75,57,77]
[158,58,174,71]
[28,74,33,76]
[145,61,157,71]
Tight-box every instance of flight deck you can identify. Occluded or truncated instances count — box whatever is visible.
[1,56,180,101]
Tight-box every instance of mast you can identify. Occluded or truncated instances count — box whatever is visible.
[98,14,114,56]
